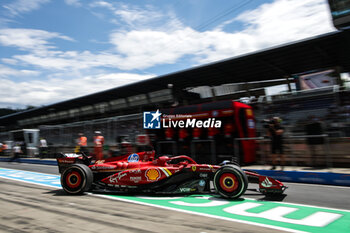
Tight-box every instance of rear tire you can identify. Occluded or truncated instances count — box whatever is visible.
[213,165,248,199]
[61,164,93,194]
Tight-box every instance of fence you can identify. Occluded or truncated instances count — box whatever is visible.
[39,113,143,147]
[234,134,350,167]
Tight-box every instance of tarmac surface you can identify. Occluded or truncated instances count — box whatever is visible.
[0,167,282,233]
[1,162,350,209]
[1,161,350,232]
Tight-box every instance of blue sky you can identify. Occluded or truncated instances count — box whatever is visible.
[0,0,335,108]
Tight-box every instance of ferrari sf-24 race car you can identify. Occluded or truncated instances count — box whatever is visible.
[57,151,287,199]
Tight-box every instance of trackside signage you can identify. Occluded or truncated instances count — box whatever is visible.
[1,168,350,233]
[143,109,222,129]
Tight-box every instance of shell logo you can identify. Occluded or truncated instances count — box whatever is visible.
[146,168,160,181]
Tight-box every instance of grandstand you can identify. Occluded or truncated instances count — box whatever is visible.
[253,86,347,134]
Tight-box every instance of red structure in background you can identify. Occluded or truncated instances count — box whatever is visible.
[149,100,256,164]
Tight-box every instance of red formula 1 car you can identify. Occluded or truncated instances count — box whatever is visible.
[57,151,286,199]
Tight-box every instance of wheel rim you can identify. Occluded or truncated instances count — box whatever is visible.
[219,172,238,193]
[65,171,81,189]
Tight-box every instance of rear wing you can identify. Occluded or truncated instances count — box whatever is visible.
[56,153,90,173]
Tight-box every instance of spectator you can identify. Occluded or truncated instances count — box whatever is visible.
[12,143,22,161]
[304,116,325,167]
[267,117,285,170]
[20,141,27,157]
[94,131,104,160]
[39,137,48,159]
[2,142,8,156]
[77,133,88,155]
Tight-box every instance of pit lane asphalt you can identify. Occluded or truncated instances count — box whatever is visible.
[0,162,285,233]
[2,162,350,211]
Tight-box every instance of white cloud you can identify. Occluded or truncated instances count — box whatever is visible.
[231,0,334,49]
[1,0,335,73]
[110,28,201,69]
[109,0,335,66]
[11,50,120,70]
[0,28,74,51]
[64,0,81,7]
[0,73,154,107]
[1,58,18,65]
[89,1,115,10]
[3,0,51,16]
[0,64,40,78]
[90,2,183,30]
[114,5,165,29]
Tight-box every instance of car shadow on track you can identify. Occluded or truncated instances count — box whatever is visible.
[244,188,287,201]
[44,189,286,202]
[44,189,90,196]
[252,194,287,202]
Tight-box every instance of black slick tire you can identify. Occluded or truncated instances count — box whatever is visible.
[213,165,248,199]
[61,164,93,194]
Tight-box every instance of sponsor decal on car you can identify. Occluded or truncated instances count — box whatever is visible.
[92,166,115,170]
[159,167,172,177]
[109,172,127,183]
[95,160,105,164]
[130,176,142,183]
[129,169,141,174]
[261,177,273,188]
[179,188,194,192]
[199,165,218,172]
[127,153,139,162]
[57,159,75,164]
[145,168,161,181]
[192,166,196,172]
[199,180,206,187]
[199,168,211,172]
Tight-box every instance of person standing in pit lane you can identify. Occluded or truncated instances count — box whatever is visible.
[93,131,104,160]
[39,137,48,159]
[2,142,8,156]
[11,143,22,161]
[77,133,88,155]
[267,117,285,170]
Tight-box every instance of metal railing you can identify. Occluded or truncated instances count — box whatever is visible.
[287,134,331,167]
[234,134,334,167]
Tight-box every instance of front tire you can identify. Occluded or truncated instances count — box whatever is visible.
[61,164,93,194]
[213,165,248,199]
